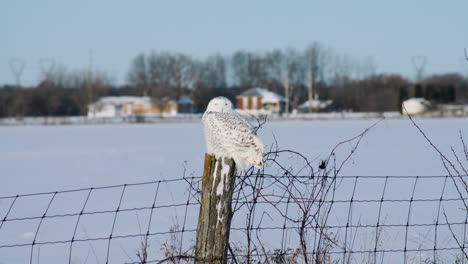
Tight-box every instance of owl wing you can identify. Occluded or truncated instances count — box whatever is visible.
[203,112,263,169]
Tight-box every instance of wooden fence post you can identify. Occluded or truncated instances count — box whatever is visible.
[195,154,237,264]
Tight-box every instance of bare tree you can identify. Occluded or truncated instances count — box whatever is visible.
[306,46,314,112]
[198,54,227,89]
[286,48,307,110]
[231,51,270,89]
[148,51,173,98]
[169,53,194,96]
[128,54,151,96]
[356,55,377,79]
[263,49,287,94]
[36,65,111,115]
[231,51,250,89]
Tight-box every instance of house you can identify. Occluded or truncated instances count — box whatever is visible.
[236,87,286,115]
[87,96,177,118]
[402,98,430,115]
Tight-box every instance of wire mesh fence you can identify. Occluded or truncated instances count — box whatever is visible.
[0,174,466,264]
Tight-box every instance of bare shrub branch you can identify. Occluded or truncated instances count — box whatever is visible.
[404,105,467,209]
[222,119,381,263]
[403,106,467,260]
[443,210,468,260]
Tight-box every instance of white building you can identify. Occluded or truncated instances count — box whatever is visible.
[402,98,430,115]
[87,96,177,118]
[298,99,333,112]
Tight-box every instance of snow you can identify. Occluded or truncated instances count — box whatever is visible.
[0,117,465,201]
[216,159,232,224]
[87,96,164,118]
[299,99,333,110]
[88,104,118,118]
[239,87,285,104]
[0,118,467,263]
[216,159,230,197]
[95,96,152,105]
[257,88,284,104]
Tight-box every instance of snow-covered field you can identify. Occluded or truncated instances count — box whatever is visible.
[0,117,467,263]
[1,117,466,194]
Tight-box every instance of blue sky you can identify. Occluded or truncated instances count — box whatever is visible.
[2,1,468,86]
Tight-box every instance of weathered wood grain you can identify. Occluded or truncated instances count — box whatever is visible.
[195,154,237,264]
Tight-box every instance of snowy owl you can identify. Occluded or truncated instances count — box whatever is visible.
[202,96,263,170]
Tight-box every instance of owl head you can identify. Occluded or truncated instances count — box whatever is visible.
[205,96,234,113]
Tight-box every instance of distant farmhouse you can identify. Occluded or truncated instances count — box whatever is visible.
[236,87,286,115]
[87,96,177,118]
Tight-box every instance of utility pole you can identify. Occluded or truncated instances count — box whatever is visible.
[307,49,314,113]
[283,65,290,115]
[284,72,290,115]
[39,58,55,80]
[411,55,427,98]
[411,55,427,83]
[87,49,94,105]
[9,58,25,88]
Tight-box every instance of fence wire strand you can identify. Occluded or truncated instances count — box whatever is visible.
[0,174,466,264]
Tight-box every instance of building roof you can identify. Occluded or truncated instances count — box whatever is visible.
[177,96,193,104]
[238,87,285,104]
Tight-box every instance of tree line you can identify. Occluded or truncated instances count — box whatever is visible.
[1,43,468,117]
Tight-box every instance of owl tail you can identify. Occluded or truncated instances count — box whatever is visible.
[249,135,264,170]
